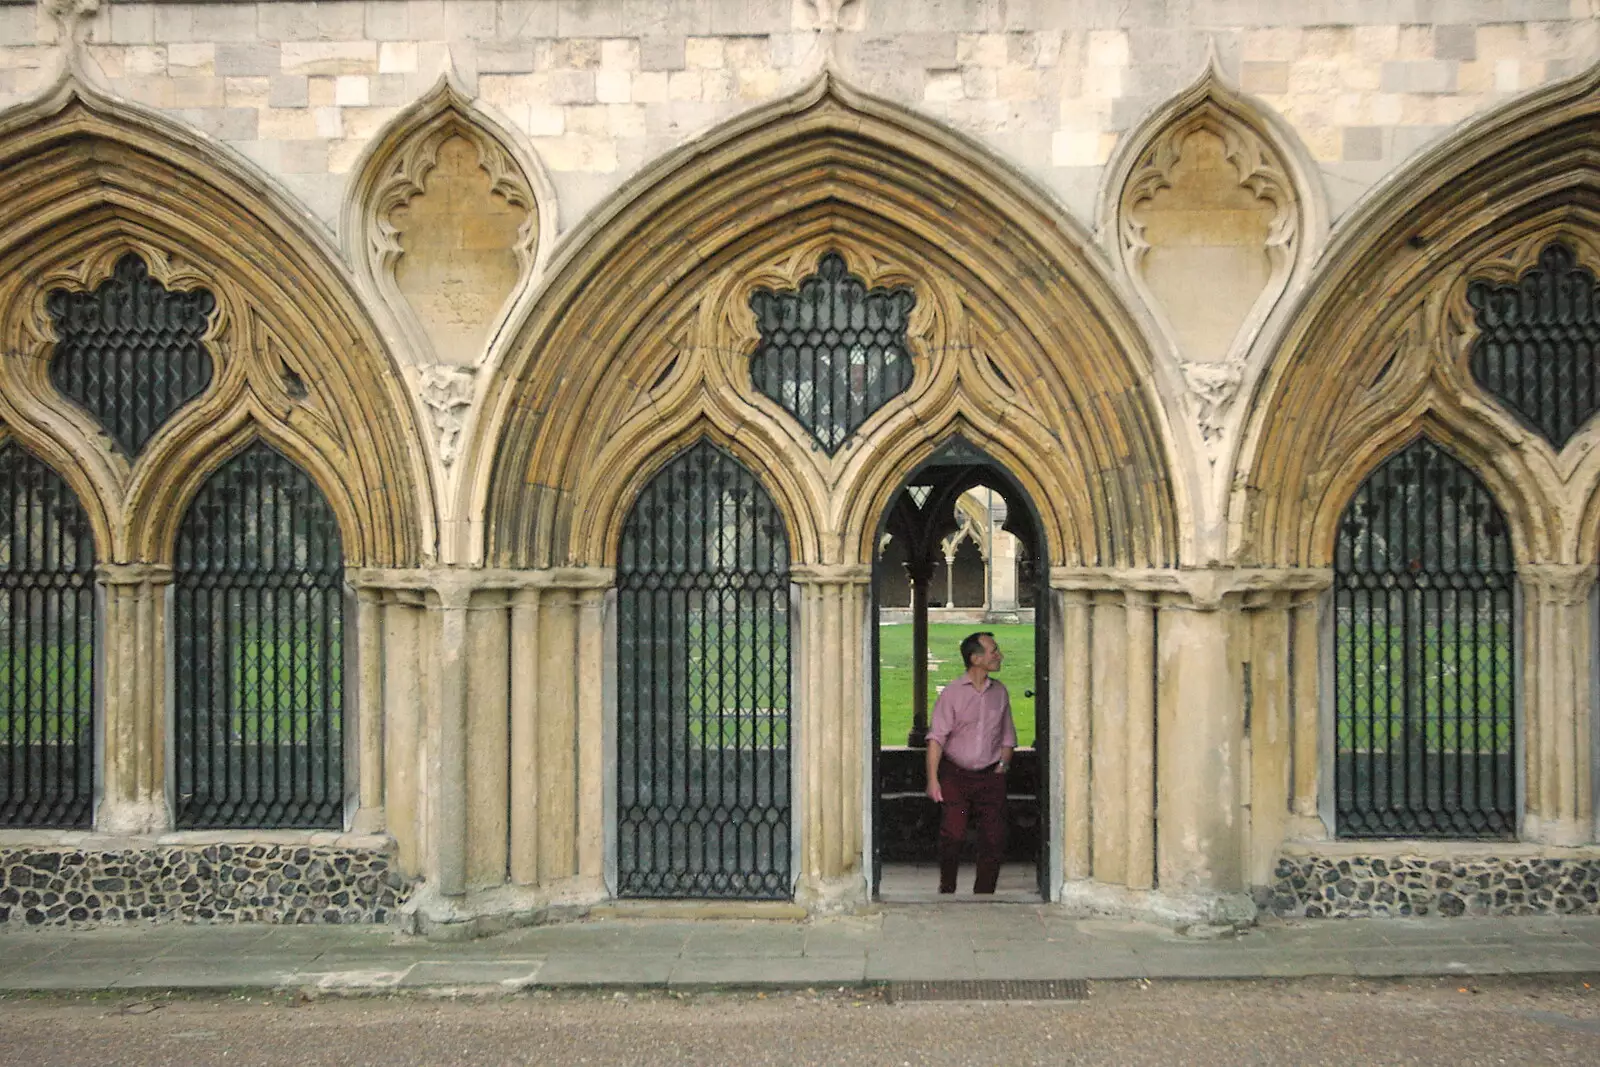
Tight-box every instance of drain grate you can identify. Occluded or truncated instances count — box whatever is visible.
[886,979,1088,1003]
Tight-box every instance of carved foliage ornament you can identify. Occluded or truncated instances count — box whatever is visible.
[1467,241,1600,451]
[748,252,916,455]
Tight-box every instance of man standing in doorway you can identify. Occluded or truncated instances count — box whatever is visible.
[925,632,1017,894]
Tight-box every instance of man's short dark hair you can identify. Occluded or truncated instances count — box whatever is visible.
[960,631,995,667]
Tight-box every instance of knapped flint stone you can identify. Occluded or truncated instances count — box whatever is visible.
[0,844,412,929]
[1265,852,1600,919]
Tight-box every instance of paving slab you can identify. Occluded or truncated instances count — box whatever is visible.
[680,926,807,957]
[1,913,1598,992]
[531,954,678,986]
[668,956,865,987]
[398,960,544,988]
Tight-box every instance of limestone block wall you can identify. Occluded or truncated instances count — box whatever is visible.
[0,1,1589,230]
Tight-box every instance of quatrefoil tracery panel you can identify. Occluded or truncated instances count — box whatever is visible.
[747,252,916,455]
[45,253,216,457]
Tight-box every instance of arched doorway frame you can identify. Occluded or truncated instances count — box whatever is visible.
[472,74,1182,902]
[867,435,1059,901]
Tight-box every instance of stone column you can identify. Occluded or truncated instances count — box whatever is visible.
[1124,589,1156,890]
[1060,587,1092,880]
[431,585,471,898]
[1156,581,1246,897]
[1521,564,1596,845]
[96,563,171,834]
[907,556,934,746]
[508,588,542,886]
[793,563,871,909]
[349,587,385,834]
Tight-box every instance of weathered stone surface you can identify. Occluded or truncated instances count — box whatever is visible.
[0,845,411,927]
[1265,854,1600,918]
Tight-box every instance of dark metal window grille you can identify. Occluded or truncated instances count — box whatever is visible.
[0,445,95,827]
[750,252,916,455]
[1467,241,1600,450]
[173,443,344,829]
[47,253,215,456]
[1334,437,1516,838]
[616,440,791,898]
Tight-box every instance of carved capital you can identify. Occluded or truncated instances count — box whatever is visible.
[1520,563,1596,607]
[96,562,174,588]
[791,562,873,586]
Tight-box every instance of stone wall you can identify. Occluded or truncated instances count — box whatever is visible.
[0,844,411,926]
[1265,852,1600,918]
[0,1,1593,228]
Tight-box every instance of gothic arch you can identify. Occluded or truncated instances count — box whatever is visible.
[0,74,433,566]
[472,74,1182,571]
[1233,62,1600,568]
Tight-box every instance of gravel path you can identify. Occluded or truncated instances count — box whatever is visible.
[1,975,1596,1066]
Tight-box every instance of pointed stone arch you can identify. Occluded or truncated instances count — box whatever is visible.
[473,74,1182,571]
[343,77,555,472]
[1233,63,1600,568]
[1100,54,1323,441]
[0,75,432,566]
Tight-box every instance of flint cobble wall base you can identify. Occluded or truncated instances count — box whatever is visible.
[0,845,412,927]
[1265,854,1600,918]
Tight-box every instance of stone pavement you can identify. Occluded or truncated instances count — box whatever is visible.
[2,907,1599,994]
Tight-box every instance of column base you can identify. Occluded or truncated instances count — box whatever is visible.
[348,805,387,835]
[1522,814,1595,847]
[399,875,607,941]
[1057,879,1258,928]
[795,871,868,914]
[94,796,170,835]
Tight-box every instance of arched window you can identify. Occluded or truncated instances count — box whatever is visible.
[1333,437,1516,838]
[172,443,345,828]
[615,440,791,898]
[0,445,96,827]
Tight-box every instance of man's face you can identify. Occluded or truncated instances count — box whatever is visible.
[975,635,1003,672]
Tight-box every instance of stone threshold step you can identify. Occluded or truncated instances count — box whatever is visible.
[585,901,809,921]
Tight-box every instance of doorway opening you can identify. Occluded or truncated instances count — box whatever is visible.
[871,438,1051,902]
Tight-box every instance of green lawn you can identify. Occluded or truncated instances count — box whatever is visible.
[878,623,1037,747]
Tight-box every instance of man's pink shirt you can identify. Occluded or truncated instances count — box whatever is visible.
[927,674,1018,771]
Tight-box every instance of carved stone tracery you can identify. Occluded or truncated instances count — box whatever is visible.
[1119,102,1298,369]
[345,78,551,469]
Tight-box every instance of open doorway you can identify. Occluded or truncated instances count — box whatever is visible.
[870,439,1051,902]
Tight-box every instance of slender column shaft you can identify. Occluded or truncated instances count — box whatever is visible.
[96,564,172,834]
[432,587,470,897]
[351,588,384,833]
[1124,590,1155,890]
[509,589,542,885]
[793,564,871,906]
[1521,564,1595,845]
[908,559,933,746]
[1061,588,1092,880]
